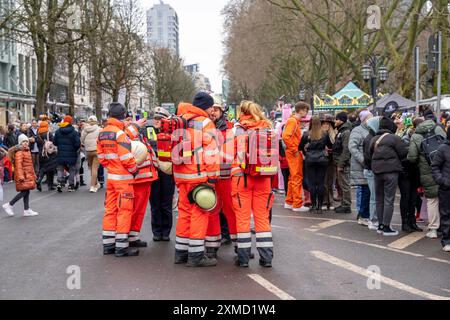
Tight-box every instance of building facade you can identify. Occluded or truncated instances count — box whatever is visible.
[147,1,179,56]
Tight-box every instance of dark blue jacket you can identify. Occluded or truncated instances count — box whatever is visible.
[54,125,81,166]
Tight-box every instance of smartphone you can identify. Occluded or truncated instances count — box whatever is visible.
[136,115,140,121]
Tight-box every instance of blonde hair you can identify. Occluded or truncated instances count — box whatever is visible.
[309,116,323,141]
[239,100,270,123]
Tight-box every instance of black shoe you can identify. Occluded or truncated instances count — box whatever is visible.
[80,181,87,187]
[410,223,423,232]
[205,248,217,259]
[382,225,399,237]
[100,183,104,189]
[186,256,217,267]
[175,255,188,264]
[153,235,162,242]
[402,224,414,233]
[74,182,79,190]
[259,259,272,268]
[115,248,140,257]
[161,236,171,242]
[129,240,148,248]
[221,238,232,246]
[36,183,42,192]
[68,185,75,192]
[250,252,255,259]
[103,247,115,255]
[57,184,63,193]
[235,258,249,268]
[335,206,352,214]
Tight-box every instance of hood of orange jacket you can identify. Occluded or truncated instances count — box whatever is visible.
[238,115,272,130]
[107,118,125,130]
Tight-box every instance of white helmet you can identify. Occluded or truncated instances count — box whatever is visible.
[212,95,225,111]
[154,107,171,119]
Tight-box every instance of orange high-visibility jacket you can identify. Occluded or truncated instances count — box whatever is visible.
[125,123,159,184]
[172,103,220,184]
[282,116,301,152]
[230,115,272,177]
[97,118,138,183]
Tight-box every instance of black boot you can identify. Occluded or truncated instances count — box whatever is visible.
[36,182,42,192]
[402,223,414,233]
[186,255,217,267]
[129,240,148,248]
[205,248,217,259]
[115,247,139,257]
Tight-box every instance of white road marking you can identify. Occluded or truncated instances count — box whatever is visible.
[316,233,424,257]
[271,225,290,230]
[248,274,295,300]
[305,220,346,233]
[427,258,450,265]
[387,233,426,250]
[273,215,337,222]
[311,251,450,301]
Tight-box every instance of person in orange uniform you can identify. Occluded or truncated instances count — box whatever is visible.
[98,103,140,257]
[124,117,159,248]
[174,92,220,267]
[282,102,310,212]
[205,96,236,258]
[231,101,275,268]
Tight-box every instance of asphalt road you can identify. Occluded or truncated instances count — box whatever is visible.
[0,177,449,300]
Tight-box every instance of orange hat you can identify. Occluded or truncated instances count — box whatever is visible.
[64,115,73,124]
[38,121,49,134]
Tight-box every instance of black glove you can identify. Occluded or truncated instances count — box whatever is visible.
[132,170,140,178]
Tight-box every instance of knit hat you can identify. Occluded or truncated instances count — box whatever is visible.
[359,110,373,123]
[64,115,73,124]
[18,134,29,145]
[336,112,348,123]
[193,92,214,111]
[38,121,49,134]
[379,116,396,133]
[367,116,381,134]
[109,102,127,120]
[154,107,171,119]
[424,109,436,121]
[88,115,98,123]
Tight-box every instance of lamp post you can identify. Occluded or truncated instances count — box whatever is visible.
[362,56,388,114]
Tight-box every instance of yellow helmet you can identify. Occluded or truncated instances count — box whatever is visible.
[189,184,217,212]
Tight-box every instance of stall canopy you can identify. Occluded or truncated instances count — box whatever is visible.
[314,82,374,111]
[372,93,416,112]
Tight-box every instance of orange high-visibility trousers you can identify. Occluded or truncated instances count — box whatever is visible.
[175,183,210,263]
[102,180,134,252]
[285,151,304,208]
[206,179,236,249]
[129,182,152,242]
[231,176,274,264]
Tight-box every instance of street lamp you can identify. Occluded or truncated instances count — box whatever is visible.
[361,56,388,114]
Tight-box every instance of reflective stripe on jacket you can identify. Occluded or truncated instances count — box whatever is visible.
[97,118,138,183]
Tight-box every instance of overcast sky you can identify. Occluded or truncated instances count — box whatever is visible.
[140,0,229,94]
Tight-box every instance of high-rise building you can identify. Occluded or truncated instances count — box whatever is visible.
[147,1,179,56]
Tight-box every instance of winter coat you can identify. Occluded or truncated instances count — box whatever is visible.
[0,149,5,184]
[14,147,36,192]
[349,122,370,185]
[332,122,352,168]
[37,132,58,173]
[27,127,39,153]
[54,124,81,166]
[369,129,408,175]
[363,128,376,171]
[299,132,333,164]
[81,123,101,152]
[407,120,446,198]
[431,141,450,189]
[4,131,17,149]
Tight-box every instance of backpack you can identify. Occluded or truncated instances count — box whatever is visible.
[42,132,57,157]
[421,125,445,165]
[157,114,201,165]
[237,125,279,177]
